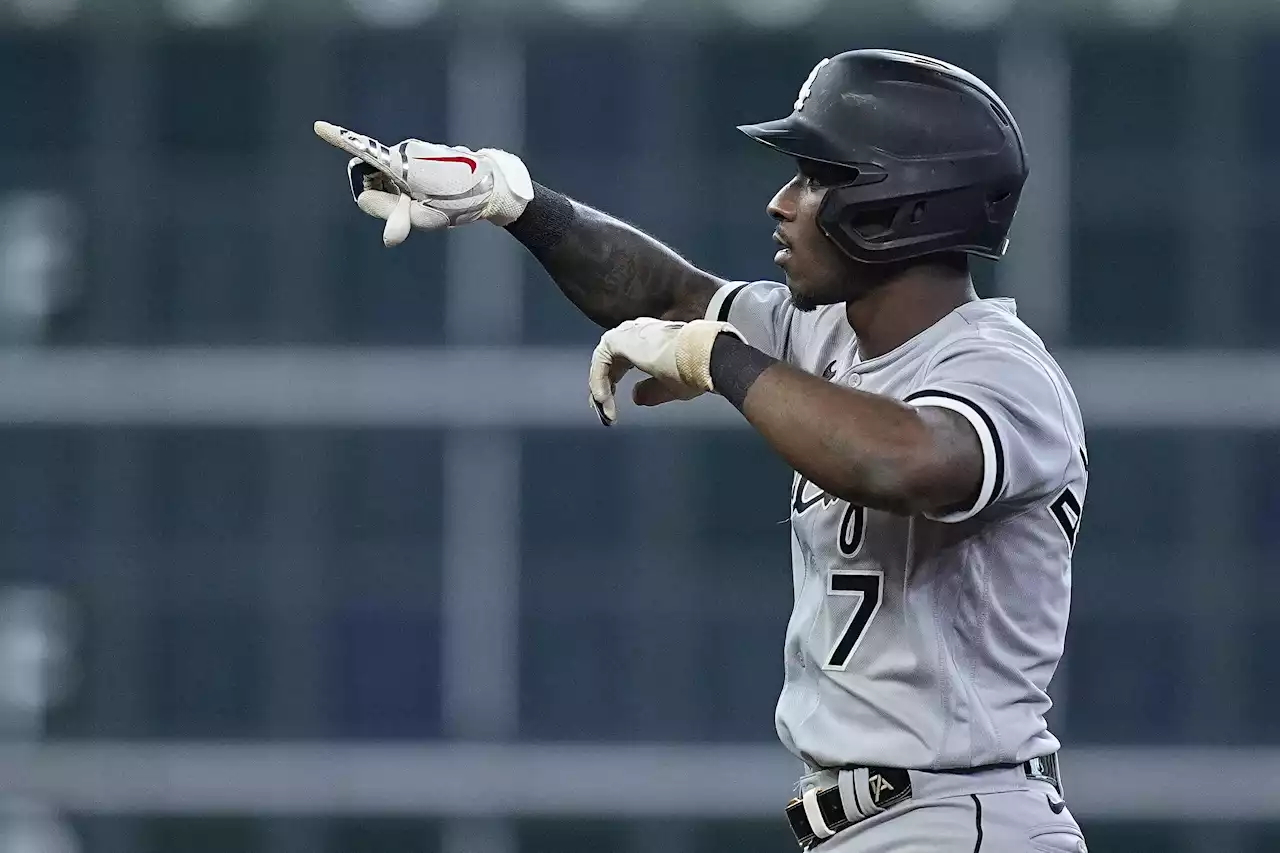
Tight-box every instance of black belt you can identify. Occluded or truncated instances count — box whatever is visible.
[785,753,1063,850]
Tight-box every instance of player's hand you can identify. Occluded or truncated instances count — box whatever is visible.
[588,318,746,426]
[313,120,535,247]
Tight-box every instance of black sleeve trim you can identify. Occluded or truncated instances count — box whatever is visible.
[717,283,749,321]
[905,388,1007,518]
[971,794,984,852]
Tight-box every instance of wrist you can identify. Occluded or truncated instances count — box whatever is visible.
[709,333,777,410]
[504,182,577,255]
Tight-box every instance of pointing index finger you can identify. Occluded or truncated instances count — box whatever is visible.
[313,121,412,194]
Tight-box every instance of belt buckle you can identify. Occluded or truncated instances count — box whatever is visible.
[1025,753,1063,797]
[785,767,911,850]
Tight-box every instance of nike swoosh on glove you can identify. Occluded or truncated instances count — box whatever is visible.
[315,120,534,247]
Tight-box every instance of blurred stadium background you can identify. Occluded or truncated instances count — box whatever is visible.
[0,0,1278,851]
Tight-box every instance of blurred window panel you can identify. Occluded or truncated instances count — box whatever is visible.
[1239,218,1280,348]
[157,33,268,157]
[1068,35,1189,348]
[1070,35,1189,152]
[148,602,266,737]
[1245,614,1280,744]
[1242,431,1280,743]
[329,221,448,345]
[0,428,91,543]
[323,429,444,737]
[327,604,441,738]
[524,31,639,162]
[143,188,272,343]
[519,430,634,738]
[1069,222,1185,345]
[327,30,450,345]
[328,818,442,853]
[143,817,264,853]
[1061,613,1188,743]
[519,430,791,741]
[149,34,272,343]
[520,31,643,345]
[1244,35,1280,155]
[0,35,86,152]
[1244,432,1280,552]
[323,430,444,545]
[142,429,268,545]
[518,819,635,853]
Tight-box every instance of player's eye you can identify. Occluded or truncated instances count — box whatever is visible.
[797,160,859,188]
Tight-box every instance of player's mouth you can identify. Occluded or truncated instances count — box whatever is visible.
[773,230,792,265]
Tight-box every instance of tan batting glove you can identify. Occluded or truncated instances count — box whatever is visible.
[588,318,746,426]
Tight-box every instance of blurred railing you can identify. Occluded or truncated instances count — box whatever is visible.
[0,347,1277,427]
[0,0,1276,30]
[0,742,1276,820]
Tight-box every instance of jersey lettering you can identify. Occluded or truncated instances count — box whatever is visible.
[823,570,883,670]
[838,503,867,557]
[792,474,837,516]
[1049,486,1083,551]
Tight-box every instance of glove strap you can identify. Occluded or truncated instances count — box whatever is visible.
[675,321,745,393]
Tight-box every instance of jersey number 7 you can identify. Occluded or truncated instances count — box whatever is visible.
[823,570,884,671]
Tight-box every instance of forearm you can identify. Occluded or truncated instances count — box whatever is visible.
[709,336,980,515]
[505,183,721,328]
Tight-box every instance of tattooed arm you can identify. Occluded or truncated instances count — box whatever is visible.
[505,182,724,328]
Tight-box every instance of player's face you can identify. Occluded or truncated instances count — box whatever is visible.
[768,162,869,312]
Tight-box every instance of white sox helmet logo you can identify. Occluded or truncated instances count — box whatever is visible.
[794,57,830,112]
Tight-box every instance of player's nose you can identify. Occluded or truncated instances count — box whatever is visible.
[768,179,799,222]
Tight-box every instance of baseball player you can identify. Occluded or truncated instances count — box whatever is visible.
[317,48,1088,853]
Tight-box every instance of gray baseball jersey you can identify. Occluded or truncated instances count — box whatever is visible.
[705,281,1088,772]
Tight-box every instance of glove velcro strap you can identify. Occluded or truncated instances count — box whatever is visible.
[675,321,745,393]
[479,148,535,225]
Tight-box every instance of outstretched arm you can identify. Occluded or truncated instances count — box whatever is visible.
[505,183,723,329]
[314,124,725,330]
[586,321,982,517]
[708,335,982,516]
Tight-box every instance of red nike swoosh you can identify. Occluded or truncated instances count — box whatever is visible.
[413,155,478,173]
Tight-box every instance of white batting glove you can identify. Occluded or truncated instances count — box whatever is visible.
[588,318,746,426]
[314,120,534,247]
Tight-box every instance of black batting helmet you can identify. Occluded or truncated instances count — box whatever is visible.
[739,49,1028,265]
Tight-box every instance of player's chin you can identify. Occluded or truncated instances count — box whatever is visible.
[785,282,823,313]
[781,270,827,313]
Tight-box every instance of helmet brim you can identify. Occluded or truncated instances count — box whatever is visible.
[737,115,857,169]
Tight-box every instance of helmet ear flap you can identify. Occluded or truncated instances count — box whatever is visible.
[818,186,1004,264]
[848,205,899,242]
[816,186,928,261]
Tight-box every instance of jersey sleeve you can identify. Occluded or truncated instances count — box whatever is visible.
[905,335,1077,523]
[704,280,799,363]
